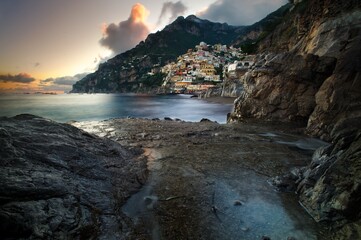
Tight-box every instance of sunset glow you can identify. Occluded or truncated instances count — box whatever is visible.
[0,0,286,93]
[131,3,150,23]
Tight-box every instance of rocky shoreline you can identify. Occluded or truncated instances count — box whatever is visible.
[1,0,360,239]
[1,114,339,239]
[1,113,360,239]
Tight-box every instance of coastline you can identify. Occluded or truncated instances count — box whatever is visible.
[0,115,331,239]
[0,93,233,124]
[198,96,237,104]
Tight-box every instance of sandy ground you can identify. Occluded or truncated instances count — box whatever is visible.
[73,118,331,240]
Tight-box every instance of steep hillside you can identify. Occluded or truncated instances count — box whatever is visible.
[232,3,292,53]
[229,0,361,237]
[71,16,244,93]
[231,0,361,139]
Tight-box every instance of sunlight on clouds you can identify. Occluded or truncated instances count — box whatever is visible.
[99,3,150,53]
[131,3,150,23]
[196,6,209,16]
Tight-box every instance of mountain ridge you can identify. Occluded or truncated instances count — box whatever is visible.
[71,15,245,93]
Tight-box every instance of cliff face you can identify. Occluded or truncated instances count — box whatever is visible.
[232,52,336,123]
[232,0,361,141]
[230,0,361,236]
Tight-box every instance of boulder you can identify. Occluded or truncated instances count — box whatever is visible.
[0,114,147,239]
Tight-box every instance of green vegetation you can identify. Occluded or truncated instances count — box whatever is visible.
[294,0,309,14]
[215,65,224,81]
[140,73,166,87]
[240,42,258,54]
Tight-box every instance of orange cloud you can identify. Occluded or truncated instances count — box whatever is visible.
[0,79,42,93]
[101,23,108,35]
[99,3,150,53]
[131,3,150,23]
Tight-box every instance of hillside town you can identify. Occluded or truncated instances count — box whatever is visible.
[154,42,255,94]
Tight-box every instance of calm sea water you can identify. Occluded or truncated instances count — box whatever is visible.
[0,94,233,123]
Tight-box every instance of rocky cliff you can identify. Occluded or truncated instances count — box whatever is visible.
[71,16,244,93]
[229,0,361,237]
[0,115,147,239]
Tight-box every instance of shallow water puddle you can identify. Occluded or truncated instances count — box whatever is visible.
[259,132,329,150]
[197,171,323,240]
[122,148,162,240]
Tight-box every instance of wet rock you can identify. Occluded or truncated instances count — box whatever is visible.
[152,135,161,140]
[164,117,173,121]
[200,118,212,122]
[277,121,361,238]
[136,132,148,139]
[270,175,297,192]
[261,236,271,240]
[270,167,306,192]
[233,200,243,206]
[0,115,147,239]
[297,132,361,222]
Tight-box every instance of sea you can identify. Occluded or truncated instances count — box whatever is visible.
[0,93,233,123]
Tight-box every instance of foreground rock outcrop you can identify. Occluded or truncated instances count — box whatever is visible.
[271,117,361,238]
[297,119,361,238]
[0,115,147,239]
[229,0,361,237]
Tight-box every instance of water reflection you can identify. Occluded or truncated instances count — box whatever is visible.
[204,172,321,240]
[0,94,233,123]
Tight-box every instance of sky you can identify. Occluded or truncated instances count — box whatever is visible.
[0,0,287,93]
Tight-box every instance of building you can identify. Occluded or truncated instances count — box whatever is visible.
[200,62,216,76]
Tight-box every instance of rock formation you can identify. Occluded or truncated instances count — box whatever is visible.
[231,52,337,124]
[0,114,147,239]
[229,0,361,237]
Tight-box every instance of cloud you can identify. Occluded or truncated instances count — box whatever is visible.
[99,3,150,53]
[157,1,188,25]
[0,73,36,83]
[40,78,54,84]
[198,0,287,25]
[34,62,40,67]
[93,53,112,66]
[38,73,88,92]
[41,73,88,86]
